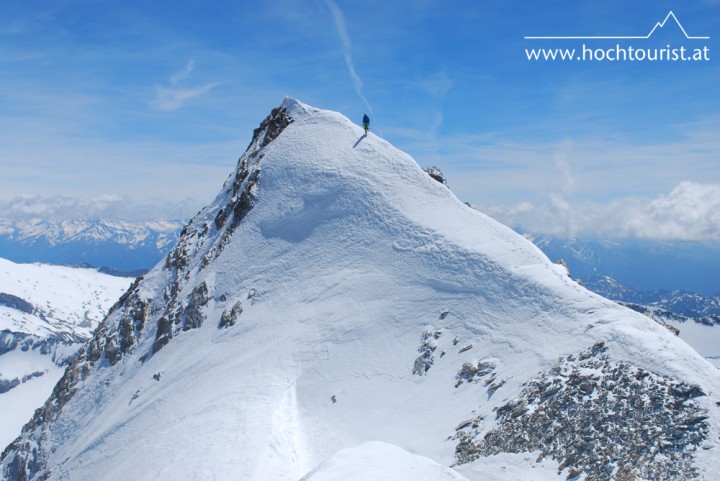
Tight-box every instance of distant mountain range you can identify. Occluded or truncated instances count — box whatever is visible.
[525,234,720,297]
[584,275,720,318]
[0,218,183,274]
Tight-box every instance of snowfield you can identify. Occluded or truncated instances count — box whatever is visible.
[2,99,719,481]
[0,257,131,338]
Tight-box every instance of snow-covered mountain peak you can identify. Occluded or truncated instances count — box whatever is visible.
[280,96,314,114]
[3,100,720,481]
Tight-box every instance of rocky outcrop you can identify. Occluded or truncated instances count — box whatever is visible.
[0,371,47,395]
[413,329,442,375]
[0,293,34,314]
[424,166,447,185]
[455,360,496,386]
[219,301,243,328]
[252,105,293,149]
[456,342,710,480]
[0,377,21,394]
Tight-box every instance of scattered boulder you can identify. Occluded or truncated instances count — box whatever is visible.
[425,166,447,185]
[219,301,243,328]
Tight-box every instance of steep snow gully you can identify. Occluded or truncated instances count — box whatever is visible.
[2,98,719,481]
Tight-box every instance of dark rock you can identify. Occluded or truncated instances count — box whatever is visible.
[0,293,33,314]
[219,301,243,328]
[412,329,440,376]
[0,377,21,394]
[20,371,44,383]
[103,334,122,366]
[425,166,447,185]
[153,316,173,354]
[251,106,293,149]
[456,360,496,385]
[183,282,209,331]
[214,207,228,230]
[458,362,479,379]
[477,361,495,376]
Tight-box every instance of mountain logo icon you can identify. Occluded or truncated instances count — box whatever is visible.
[525,11,709,40]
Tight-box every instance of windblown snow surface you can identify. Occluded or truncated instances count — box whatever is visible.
[2,99,719,481]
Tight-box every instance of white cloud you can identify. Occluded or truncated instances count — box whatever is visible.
[170,59,195,85]
[153,83,221,112]
[479,182,720,242]
[643,182,720,240]
[416,71,453,98]
[0,194,197,221]
[152,60,225,111]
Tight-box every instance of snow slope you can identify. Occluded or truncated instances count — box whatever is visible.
[621,302,720,369]
[0,257,131,451]
[299,442,469,481]
[3,99,719,481]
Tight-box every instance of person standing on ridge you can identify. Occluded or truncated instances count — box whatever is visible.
[362,113,370,134]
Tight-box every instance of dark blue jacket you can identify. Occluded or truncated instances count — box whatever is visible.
[363,114,369,124]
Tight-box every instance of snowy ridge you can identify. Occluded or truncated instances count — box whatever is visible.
[2,99,719,481]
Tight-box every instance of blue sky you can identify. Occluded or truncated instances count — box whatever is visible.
[1,0,718,240]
